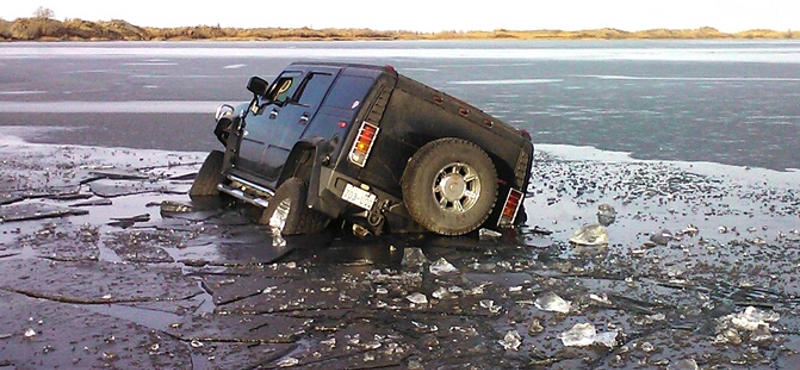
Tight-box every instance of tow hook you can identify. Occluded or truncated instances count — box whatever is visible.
[352,224,371,239]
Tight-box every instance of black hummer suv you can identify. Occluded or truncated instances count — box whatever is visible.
[191,61,533,237]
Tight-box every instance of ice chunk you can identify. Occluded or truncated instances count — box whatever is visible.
[558,323,596,347]
[432,286,456,300]
[528,319,544,335]
[717,306,779,343]
[498,330,522,351]
[406,292,428,305]
[558,323,618,348]
[568,224,608,246]
[594,330,619,348]
[402,248,428,268]
[667,359,698,370]
[429,257,458,275]
[479,228,502,240]
[649,229,674,246]
[277,357,299,367]
[480,299,501,314]
[534,292,571,313]
[729,306,779,331]
[682,224,699,236]
[589,293,612,305]
[751,324,773,342]
[596,204,616,226]
[713,328,742,345]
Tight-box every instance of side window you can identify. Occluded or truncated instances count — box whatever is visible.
[265,71,302,104]
[323,75,374,109]
[296,73,335,107]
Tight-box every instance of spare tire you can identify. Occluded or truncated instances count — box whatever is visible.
[401,138,498,236]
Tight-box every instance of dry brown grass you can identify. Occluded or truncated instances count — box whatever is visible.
[0,17,797,41]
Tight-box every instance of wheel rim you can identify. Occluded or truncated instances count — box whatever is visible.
[432,162,481,213]
[269,198,292,232]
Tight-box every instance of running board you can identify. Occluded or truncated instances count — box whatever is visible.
[217,182,271,208]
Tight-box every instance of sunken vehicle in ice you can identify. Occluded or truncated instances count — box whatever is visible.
[191,61,534,237]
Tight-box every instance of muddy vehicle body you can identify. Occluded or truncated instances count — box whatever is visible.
[192,61,534,236]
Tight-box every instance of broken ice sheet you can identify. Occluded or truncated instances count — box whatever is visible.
[107,213,151,228]
[534,291,571,313]
[558,322,618,348]
[0,203,88,222]
[429,257,458,275]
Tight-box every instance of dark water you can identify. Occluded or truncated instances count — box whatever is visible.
[1,40,798,171]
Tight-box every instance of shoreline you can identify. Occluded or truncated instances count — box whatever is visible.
[2,17,798,42]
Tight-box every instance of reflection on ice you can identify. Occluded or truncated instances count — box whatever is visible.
[0,90,46,95]
[583,74,800,82]
[448,79,563,85]
[121,62,178,66]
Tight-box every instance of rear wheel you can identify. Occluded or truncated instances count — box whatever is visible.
[401,138,498,236]
[189,150,224,199]
[260,177,330,235]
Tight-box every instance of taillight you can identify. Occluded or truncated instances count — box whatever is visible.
[498,188,523,228]
[348,121,379,167]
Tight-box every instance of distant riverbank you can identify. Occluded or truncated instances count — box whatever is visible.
[1,16,798,41]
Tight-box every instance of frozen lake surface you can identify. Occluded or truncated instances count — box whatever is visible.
[1,40,799,171]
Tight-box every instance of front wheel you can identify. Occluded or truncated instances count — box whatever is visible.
[189,150,224,199]
[401,138,498,236]
[260,177,330,236]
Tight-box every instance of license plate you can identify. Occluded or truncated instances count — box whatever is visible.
[342,183,377,210]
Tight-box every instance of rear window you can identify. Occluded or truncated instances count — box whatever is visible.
[323,75,375,110]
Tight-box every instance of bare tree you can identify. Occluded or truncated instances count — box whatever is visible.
[33,6,55,19]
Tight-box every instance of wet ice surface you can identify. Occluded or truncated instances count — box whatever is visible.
[1,137,800,369]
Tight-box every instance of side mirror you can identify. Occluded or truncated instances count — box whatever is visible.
[247,76,269,96]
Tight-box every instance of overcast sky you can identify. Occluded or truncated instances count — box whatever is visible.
[2,1,798,33]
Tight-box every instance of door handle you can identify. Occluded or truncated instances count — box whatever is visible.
[269,110,278,119]
[299,115,310,124]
